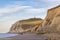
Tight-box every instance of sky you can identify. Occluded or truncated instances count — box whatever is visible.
[0,0,60,33]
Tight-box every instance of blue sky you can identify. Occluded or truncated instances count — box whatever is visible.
[0,0,60,33]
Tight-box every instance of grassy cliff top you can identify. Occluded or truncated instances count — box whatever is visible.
[17,18,43,25]
[10,18,43,30]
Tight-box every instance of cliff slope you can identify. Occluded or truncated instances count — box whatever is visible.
[9,18,43,33]
[41,5,60,33]
[9,5,60,34]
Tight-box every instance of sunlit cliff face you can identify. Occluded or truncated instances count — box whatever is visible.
[0,0,60,33]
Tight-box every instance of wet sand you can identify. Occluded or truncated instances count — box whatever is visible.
[0,34,48,40]
[1,33,60,40]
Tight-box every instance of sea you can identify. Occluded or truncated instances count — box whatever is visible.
[0,33,17,38]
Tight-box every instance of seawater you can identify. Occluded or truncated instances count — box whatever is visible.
[0,33,17,38]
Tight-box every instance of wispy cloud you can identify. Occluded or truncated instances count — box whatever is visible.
[0,5,31,15]
[44,0,60,2]
[0,4,46,16]
[50,0,60,2]
[0,5,46,22]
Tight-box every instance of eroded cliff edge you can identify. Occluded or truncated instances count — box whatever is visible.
[9,5,60,34]
[9,18,43,34]
[41,5,60,33]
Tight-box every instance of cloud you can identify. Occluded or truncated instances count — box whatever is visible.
[45,0,60,2]
[0,5,31,14]
[43,0,60,6]
[0,4,46,16]
[0,20,10,33]
[24,8,45,14]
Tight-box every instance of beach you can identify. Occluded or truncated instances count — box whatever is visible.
[0,34,48,40]
[0,33,60,40]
